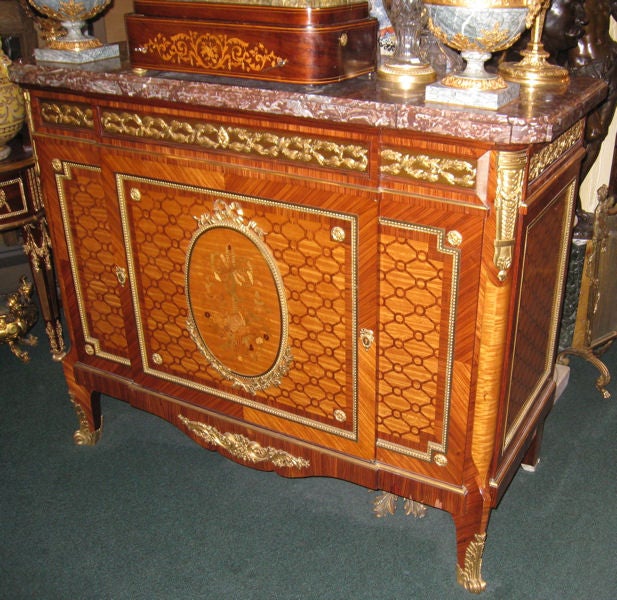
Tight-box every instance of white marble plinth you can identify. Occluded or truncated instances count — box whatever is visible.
[34,43,120,64]
[425,80,520,110]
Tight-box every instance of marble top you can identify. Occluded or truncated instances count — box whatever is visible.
[9,56,607,145]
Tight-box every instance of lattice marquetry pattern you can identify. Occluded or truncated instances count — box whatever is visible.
[124,179,354,432]
[61,166,129,358]
[377,222,449,454]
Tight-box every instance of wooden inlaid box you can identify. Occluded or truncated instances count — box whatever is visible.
[126,0,378,83]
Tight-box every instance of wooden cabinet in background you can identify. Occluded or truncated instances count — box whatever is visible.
[13,64,605,593]
[0,138,65,360]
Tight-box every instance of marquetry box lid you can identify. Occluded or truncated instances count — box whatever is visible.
[126,0,378,84]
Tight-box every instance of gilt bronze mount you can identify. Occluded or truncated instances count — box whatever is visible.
[0,275,38,362]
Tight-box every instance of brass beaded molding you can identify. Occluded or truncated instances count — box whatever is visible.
[101,111,369,172]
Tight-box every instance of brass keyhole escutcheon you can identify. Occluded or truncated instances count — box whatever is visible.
[114,265,127,286]
[360,328,374,351]
[339,33,348,47]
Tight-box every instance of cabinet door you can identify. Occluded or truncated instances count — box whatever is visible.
[376,194,485,487]
[35,139,132,370]
[109,151,377,460]
[493,168,579,486]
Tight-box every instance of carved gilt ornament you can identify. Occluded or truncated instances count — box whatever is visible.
[381,148,476,188]
[40,102,94,129]
[178,414,310,469]
[70,397,102,446]
[493,150,527,281]
[456,533,487,593]
[101,111,368,172]
[529,120,584,181]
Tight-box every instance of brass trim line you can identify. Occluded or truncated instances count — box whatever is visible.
[0,178,28,221]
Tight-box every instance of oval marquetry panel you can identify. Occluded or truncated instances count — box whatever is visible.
[186,225,284,379]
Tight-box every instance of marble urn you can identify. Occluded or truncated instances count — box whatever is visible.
[424,0,533,108]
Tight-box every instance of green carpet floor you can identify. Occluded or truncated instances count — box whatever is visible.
[1,320,616,599]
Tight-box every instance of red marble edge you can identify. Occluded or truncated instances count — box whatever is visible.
[8,62,608,145]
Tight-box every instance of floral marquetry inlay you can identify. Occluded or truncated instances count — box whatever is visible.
[185,200,292,394]
[140,31,286,73]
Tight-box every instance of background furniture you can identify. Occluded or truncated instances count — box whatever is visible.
[558,186,617,397]
[0,136,65,360]
[0,0,38,61]
[10,58,605,592]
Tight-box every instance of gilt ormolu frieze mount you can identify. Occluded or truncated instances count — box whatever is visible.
[101,111,369,173]
[380,148,477,189]
[40,101,94,130]
[185,199,293,394]
[528,120,585,181]
[178,414,310,469]
[493,150,527,282]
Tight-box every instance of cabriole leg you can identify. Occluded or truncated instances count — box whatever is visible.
[453,492,492,593]
[64,363,102,445]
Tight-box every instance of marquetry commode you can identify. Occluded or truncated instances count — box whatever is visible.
[10,61,606,592]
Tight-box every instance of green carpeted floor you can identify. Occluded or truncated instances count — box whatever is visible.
[1,319,616,600]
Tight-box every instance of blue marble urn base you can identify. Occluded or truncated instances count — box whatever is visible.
[425,80,520,110]
[34,43,120,64]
